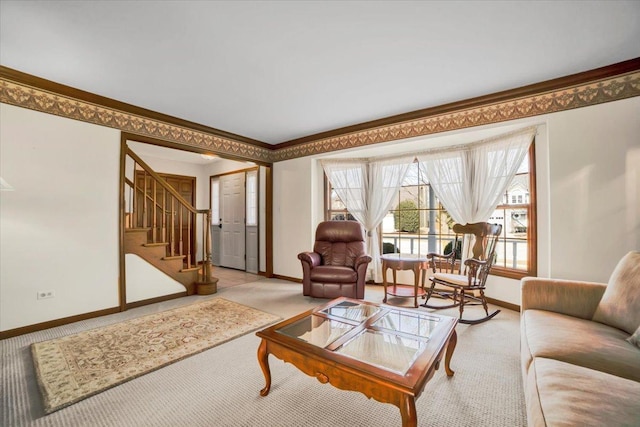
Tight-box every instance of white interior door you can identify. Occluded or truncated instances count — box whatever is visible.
[220,173,245,270]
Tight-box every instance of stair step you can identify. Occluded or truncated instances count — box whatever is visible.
[163,255,186,260]
[181,266,201,273]
[144,242,169,247]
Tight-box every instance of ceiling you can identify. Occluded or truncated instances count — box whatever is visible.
[1,1,639,145]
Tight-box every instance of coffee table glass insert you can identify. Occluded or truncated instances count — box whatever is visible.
[276,299,443,375]
[276,316,355,348]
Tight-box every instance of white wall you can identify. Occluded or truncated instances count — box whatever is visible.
[271,97,640,305]
[273,157,318,278]
[0,104,120,331]
[125,254,184,303]
[547,96,640,282]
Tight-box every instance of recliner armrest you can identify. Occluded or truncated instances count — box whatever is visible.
[520,277,606,320]
[298,252,321,267]
[355,255,372,269]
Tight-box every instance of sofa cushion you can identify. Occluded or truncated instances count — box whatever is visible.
[592,251,640,334]
[526,357,640,427]
[628,325,640,349]
[523,309,640,382]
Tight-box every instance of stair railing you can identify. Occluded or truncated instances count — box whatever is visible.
[124,148,212,282]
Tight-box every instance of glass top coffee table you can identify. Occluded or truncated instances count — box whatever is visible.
[256,297,458,427]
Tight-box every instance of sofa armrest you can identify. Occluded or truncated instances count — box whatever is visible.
[298,252,321,267]
[520,277,607,320]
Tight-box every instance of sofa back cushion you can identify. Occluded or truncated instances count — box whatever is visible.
[592,251,640,334]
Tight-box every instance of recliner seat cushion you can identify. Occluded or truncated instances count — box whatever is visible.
[523,309,640,382]
[310,265,358,283]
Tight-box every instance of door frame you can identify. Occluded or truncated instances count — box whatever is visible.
[119,132,274,312]
[210,166,261,272]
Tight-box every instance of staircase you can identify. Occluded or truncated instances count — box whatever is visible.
[123,148,218,296]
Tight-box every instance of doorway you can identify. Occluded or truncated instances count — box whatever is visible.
[211,168,259,273]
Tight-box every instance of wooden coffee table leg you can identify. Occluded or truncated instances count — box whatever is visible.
[398,394,417,427]
[257,339,272,396]
[444,329,457,377]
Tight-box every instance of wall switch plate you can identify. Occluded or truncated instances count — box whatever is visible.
[37,290,55,300]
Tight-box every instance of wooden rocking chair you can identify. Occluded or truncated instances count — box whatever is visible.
[420,222,502,325]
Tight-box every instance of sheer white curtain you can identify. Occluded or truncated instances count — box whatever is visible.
[320,160,367,220]
[321,157,411,282]
[418,127,536,224]
[364,158,412,282]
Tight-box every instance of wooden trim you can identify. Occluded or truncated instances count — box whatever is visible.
[0,306,120,339]
[2,61,639,163]
[211,166,259,178]
[273,274,302,283]
[490,267,530,281]
[275,58,640,149]
[119,135,128,311]
[122,132,272,167]
[125,291,187,310]
[528,141,538,277]
[265,166,274,277]
[272,274,521,312]
[0,66,269,148]
[485,297,520,313]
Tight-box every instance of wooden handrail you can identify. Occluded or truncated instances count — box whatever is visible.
[125,177,170,214]
[127,148,204,215]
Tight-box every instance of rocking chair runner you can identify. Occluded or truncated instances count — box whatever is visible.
[420,222,502,324]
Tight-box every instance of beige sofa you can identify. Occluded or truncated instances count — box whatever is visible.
[520,251,640,426]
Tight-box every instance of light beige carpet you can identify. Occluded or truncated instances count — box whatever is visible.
[31,298,280,414]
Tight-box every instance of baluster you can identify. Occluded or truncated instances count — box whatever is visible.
[204,210,212,281]
[152,179,157,243]
[179,205,184,258]
[127,183,132,228]
[162,188,167,243]
[142,170,148,229]
[186,212,192,269]
[170,197,176,257]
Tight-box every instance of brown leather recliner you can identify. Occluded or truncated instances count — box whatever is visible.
[298,221,372,299]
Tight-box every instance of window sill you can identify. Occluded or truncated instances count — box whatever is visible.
[490,267,535,280]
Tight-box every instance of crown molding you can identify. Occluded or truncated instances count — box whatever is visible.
[1,58,639,163]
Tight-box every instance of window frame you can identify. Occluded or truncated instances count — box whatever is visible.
[323,141,537,279]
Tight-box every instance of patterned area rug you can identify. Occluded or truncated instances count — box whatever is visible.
[31,298,280,414]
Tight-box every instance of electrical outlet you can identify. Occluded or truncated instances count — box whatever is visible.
[37,290,55,300]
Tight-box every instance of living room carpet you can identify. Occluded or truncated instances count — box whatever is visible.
[3,280,526,426]
[31,298,280,414]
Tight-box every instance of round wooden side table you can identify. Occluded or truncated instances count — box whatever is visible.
[381,253,429,308]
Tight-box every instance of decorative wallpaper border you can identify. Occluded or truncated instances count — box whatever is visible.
[1,69,639,163]
[0,79,272,163]
[271,71,640,161]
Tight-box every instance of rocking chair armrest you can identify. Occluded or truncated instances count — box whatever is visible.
[298,252,321,267]
[463,257,488,267]
[426,252,456,260]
